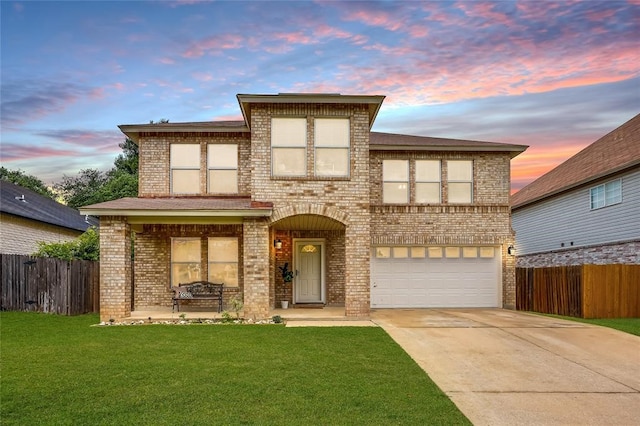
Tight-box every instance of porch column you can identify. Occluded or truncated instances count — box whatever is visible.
[345,214,371,317]
[243,217,269,319]
[99,216,131,322]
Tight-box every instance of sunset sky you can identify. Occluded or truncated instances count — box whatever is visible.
[1,0,638,193]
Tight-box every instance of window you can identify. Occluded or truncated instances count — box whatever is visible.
[171,238,201,286]
[208,144,238,194]
[416,160,441,203]
[480,247,495,258]
[590,179,622,209]
[445,247,460,258]
[447,160,473,203]
[375,247,391,258]
[462,247,478,258]
[383,160,409,203]
[171,144,200,194]
[411,247,426,258]
[393,247,409,258]
[271,118,306,176]
[208,237,238,287]
[428,247,443,258]
[315,118,350,177]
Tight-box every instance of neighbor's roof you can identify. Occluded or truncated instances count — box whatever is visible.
[79,197,272,217]
[370,132,528,158]
[0,180,96,232]
[511,113,640,209]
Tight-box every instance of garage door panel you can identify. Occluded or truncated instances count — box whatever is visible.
[371,247,500,308]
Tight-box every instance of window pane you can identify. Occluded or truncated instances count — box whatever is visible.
[411,247,426,258]
[315,118,349,147]
[316,148,349,176]
[272,148,306,176]
[208,170,238,193]
[449,182,472,203]
[172,170,200,194]
[480,247,495,258]
[383,183,409,203]
[272,118,306,147]
[172,264,201,286]
[393,247,408,258]
[463,247,478,258]
[428,247,443,258]
[416,182,440,203]
[172,239,201,262]
[590,185,605,209]
[448,160,472,181]
[416,160,440,181]
[375,247,390,258]
[383,160,408,181]
[208,263,238,286]
[208,238,238,262]
[605,180,621,205]
[445,247,460,258]
[208,144,237,168]
[171,144,200,167]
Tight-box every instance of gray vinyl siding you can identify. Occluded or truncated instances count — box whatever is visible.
[513,168,640,255]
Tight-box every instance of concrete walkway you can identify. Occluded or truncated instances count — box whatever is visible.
[371,309,640,426]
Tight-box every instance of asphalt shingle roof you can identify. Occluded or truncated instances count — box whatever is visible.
[511,114,640,209]
[80,196,272,212]
[0,180,96,232]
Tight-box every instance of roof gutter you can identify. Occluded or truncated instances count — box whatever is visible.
[78,208,272,217]
[371,144,528,158]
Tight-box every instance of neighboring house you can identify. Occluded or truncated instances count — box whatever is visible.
[512,114,640,267]
[80,93,527,321]
[0,180,96,255]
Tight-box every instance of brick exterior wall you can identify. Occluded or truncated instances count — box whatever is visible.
[134,224,243,309]
[250,103,372,316]
[243,218,269,319]
[99,216,131,321]
[516,240,640,267]
[0,213,82,255]
[370,151,517,308]
[137,132,251,197]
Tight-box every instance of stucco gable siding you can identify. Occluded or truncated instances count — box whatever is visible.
[513,168,640,256]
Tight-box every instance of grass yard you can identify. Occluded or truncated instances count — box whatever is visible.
[1,313,470,425]
[541,314,640,336]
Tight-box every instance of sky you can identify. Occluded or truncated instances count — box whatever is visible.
[1,0,638,193]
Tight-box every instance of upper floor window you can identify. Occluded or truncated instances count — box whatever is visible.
[447,160,473,203]
[416,160,441,203]
[383,160,409,203]
[208,237,239,287]
[271,117,306,177]
[208,144,238,194]
[315,118,350,177]
[170,144,200,194]
[590,179,621,210]
[171,238,201,287]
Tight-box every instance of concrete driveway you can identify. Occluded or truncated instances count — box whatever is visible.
[371,309,640,426]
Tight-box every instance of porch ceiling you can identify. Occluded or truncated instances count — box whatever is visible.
[271,214,345,231]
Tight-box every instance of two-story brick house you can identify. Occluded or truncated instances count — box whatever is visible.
[81,93,527,322]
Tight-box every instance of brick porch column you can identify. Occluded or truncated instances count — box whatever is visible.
[345,214,371,317]
[503,238,516,309]
[243,217,269,319]
[99,216,131,322]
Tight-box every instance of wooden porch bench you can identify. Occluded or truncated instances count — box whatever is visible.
[172,281,224,313]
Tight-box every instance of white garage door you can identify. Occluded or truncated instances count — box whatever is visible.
[371,246,501,308]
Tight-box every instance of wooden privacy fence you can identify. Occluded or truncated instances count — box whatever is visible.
[516,264,640,318]
[1,254,99,315]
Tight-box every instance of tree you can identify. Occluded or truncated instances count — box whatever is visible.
[34,227,99,261]
[0,167,56,199]
[55,137,139,208]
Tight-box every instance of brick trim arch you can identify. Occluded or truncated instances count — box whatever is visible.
[269,203,350,226]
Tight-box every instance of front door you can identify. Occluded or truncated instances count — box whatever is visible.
[294,240,323,303]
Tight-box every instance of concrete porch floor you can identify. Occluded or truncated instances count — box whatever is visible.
[129,306,359,321]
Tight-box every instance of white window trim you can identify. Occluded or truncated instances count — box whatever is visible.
[207,144,238,194]
[415,160,442,204]
[590,179,622,210]
[271,117,307,177]
[447,160,473,204]
[170,237,201,287]
[207,237,239,287]
[170,144,201,195]
[314,118,350,178]
[382,159,409,204]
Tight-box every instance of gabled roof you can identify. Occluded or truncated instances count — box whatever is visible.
[0,180,96,232]
[237,93,385,130]
[370,132,527,158]
[119,121,248,144]
[512,114,640,209]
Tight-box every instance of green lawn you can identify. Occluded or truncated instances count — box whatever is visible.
[1,313,470,425]
[543,314,640,336]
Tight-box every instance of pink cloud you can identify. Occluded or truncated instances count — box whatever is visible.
[182,33,243,58]
[158,57,175,65]
[341,8,404,32]
[0,143,80,162]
